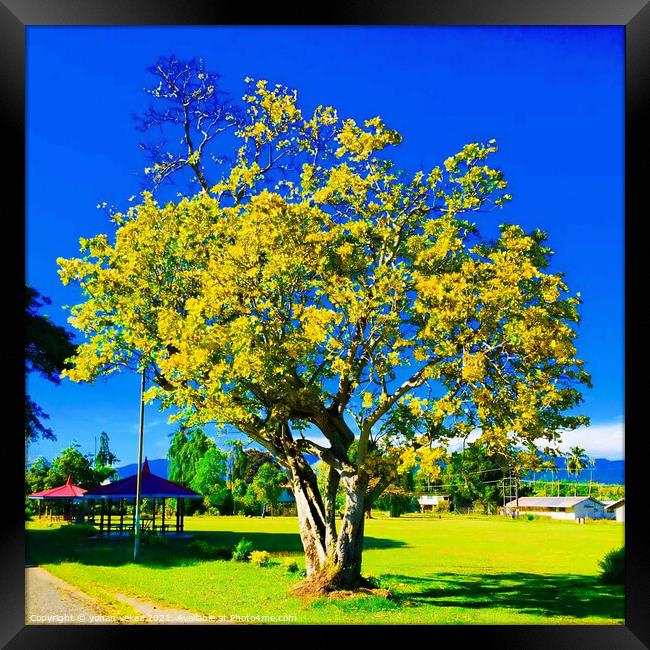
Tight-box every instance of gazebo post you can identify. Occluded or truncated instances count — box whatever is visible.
[99,499,105,535]
[152,497,156,534]
[37,501,41,518]
[107,498,112,535]
[120,498,124,535]
[161,498,165,534]
[180,498,184,534]
[175,499,180,534]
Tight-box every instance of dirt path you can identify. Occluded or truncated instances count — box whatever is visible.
[113,593,231,624]
[25,566,116,625]
[25,567,228,625]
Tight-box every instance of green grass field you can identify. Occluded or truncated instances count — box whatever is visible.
[26,513,624,625]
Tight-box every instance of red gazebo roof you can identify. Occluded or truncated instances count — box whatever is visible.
[83,458,201,499]
[29,475,88,499]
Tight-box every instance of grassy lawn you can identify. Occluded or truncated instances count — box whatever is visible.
[25,513,624,625]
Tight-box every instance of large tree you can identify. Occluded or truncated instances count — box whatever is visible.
[58,71,590,591]
[25,285,76,443]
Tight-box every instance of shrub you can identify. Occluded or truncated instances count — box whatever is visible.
[142,533,171,547]
[188,540,231,560]
[599,547,624,584]
[232,537,254,562]
[375,487,414,517]
[57,523,97,538]
[435,500,451,513]
[283,558,299,574]
[250,550,271,567]
[527,514,535,521]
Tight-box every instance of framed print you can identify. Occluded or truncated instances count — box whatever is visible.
[3,1,647,648]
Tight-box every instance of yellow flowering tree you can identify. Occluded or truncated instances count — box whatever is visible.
[58,75,590,591]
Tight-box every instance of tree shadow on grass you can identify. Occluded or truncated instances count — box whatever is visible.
[26,528,405,569]
[381,572,624,620]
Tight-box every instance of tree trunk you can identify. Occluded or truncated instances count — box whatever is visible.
[331,473,369,589]
[288,459,370,591]
[276,419,372,592]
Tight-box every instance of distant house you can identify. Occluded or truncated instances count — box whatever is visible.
[418,494,451,512]
[278,487,295,504]
[501,496,607,520]
[270,486,297,516]
[603,498,625,522]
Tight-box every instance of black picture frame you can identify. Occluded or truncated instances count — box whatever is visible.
[3,1,647,648]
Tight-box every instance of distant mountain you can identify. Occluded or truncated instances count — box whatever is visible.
[528,458,624,485]
[112,452,319,481]
[114,458,169,479]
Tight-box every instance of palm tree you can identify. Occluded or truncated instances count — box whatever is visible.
[566,446,590,497]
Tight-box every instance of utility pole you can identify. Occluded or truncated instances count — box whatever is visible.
[133,370,146,562]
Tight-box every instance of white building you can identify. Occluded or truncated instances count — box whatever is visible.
[418,494,451,512]
[502,496,607,520]
[603,498,625,522]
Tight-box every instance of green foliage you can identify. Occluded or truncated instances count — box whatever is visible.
[232,537,254,562]
[250,550,272,567]
[249,462,285,507]
[56,523,97,538]
[434,500,450,513]
[531,481,623,500]
[283,558,299,574]
[598,547,624,585]
[28,444,116,494]
[242,449,280,483]
[232,478,260,515]
[228,441,248,484]
[25,457,50,495]
[441,443,518,511]
[374,486,415,517]
[167,425,215,486]
[48,444,115,489]
[189,540,232,560]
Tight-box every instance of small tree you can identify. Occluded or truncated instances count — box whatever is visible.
[249,462,285,514]
[25,457,50,495]
[95,431,118,468]
[190,447,230,513]
[47,443,114,488]
[567,446,590,496]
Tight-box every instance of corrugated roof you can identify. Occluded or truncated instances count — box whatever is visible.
[604,498,625,510]
[504,497,604,508]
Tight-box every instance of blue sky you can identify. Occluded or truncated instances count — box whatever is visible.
[26,26,624,465]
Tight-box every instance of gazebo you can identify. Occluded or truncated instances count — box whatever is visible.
[28,475,88,521]
[82,458,201,536]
